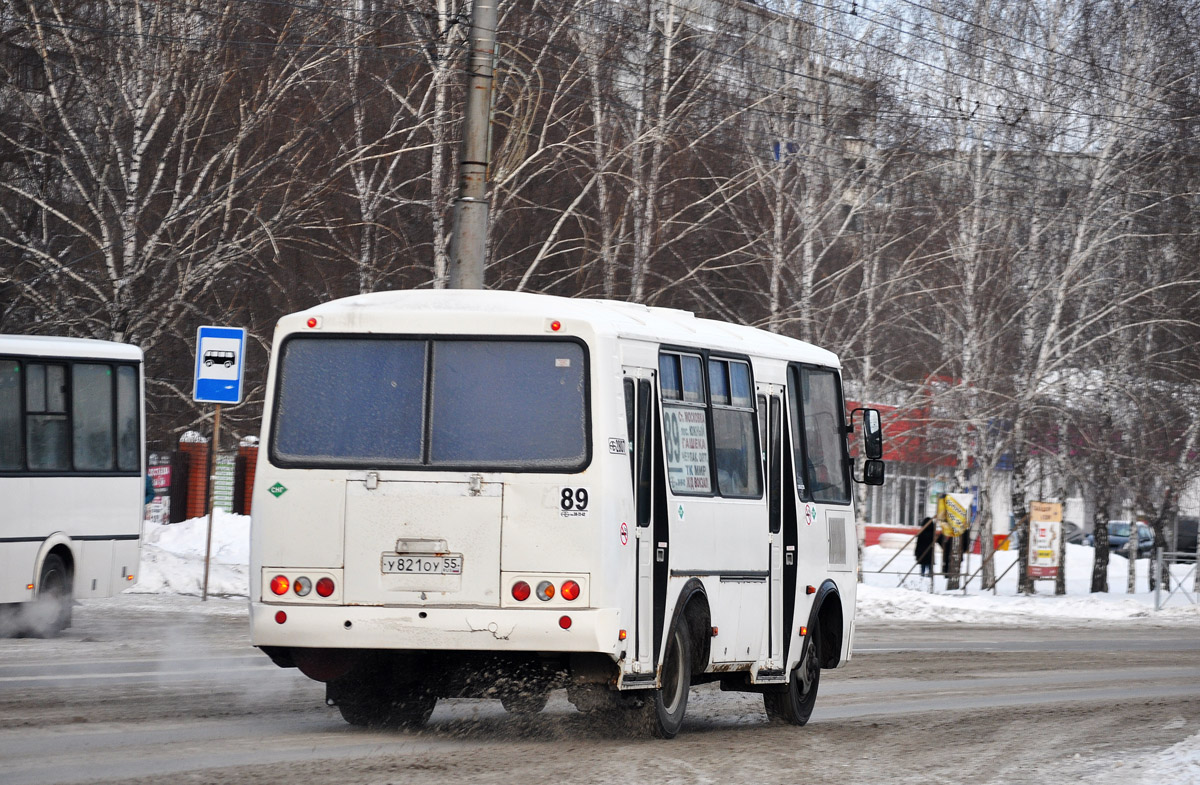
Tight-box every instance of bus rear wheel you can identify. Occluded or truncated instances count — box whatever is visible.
[641,620,692,738]
[764,619,821,726]
[335,689,436,729]
[32,554,72,638]
[500,690,549,714]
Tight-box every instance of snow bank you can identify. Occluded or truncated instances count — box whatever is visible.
[1139,729,1200,784]
[129,512,250,598]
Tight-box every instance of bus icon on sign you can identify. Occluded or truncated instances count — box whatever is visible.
[203,349,236,368]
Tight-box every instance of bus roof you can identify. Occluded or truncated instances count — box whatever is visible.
[293,289,840,368]
[0,334,144,362]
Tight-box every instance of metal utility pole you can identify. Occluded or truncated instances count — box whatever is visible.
[448,0,497,289]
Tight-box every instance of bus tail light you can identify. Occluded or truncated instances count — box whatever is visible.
[270,575,289,595]
[293,576,312,596]
[559,615,572,629]
[316,577,335,597]
[275,611,287,624]
[560,580,580,601]
[536,581,555,601]
[512,581,531,601]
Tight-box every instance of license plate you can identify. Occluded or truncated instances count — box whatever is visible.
[381,554,463,575]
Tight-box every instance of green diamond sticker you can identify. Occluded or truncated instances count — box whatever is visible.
[677,504,685,520]
[269,482,288,498]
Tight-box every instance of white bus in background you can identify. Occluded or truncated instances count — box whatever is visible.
[250,290,884,737]
[0,336,145,636]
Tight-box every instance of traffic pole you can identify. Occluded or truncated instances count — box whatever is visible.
[448,0,497,290]
[201,403,221,602]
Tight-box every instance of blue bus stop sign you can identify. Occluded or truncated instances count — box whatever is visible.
[194,326,246,404]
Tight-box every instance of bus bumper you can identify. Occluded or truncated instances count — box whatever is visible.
[250,602,623,655]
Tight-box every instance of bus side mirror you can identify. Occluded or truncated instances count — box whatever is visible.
[850,407,883,460]
[862,459,885,486]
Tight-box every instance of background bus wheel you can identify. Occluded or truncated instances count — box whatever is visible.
[500,690,549,714]
[764,619,821,726]
[642,621,692,738]
[31,554,72,637]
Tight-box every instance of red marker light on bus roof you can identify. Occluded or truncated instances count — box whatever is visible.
[306,317,320,329]
[550,320,561,331]
[270,575,289,595]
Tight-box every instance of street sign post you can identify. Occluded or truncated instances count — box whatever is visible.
[193,326,246,601]
[194,326,246,405]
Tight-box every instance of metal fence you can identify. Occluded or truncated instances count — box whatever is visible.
[1154,548,1199,610]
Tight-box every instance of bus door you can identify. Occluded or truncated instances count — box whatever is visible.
[756,386,786,676]
[784,364,854,666]
[623,369,657,679]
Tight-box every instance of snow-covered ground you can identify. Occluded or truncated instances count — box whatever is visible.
[860,540,1200,624]
[126,514,1200,782]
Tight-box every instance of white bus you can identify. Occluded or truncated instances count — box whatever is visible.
[0,335,145,636]
[250,290,884,737]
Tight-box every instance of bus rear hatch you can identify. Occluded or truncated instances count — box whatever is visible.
[343,479,503,606]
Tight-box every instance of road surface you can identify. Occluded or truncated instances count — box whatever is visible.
[1,596,1198,785]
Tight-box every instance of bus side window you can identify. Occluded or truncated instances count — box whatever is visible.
[769,396,782,533]
[0,359,20,470]
[26,362,69,471]
[660,352,712,495]
[623,378,636,494]
[710,360,761,498]
[757,394,767,470]
[116,366,140,472]
[73,363,116,471]
[636,378,653,527]
[791,366,851,505]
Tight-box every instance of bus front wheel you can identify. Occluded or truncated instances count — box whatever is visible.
[641,620,692,738]
[764,618,821,726]
[32,554,72,637]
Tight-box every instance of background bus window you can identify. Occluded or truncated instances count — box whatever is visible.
[0,360,19,469]
[116,365,140,471]
[429,340,587,468]
[26,362,69,471]
[73,363,116,471]
[273,338,426,465]
[710,360,761,498]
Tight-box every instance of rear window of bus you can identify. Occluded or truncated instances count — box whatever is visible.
[271,336,589,471]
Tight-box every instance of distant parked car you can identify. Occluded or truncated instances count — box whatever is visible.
[1063,522,1087,545]
[1084,520,1154,558]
